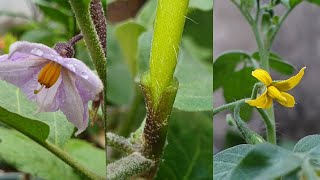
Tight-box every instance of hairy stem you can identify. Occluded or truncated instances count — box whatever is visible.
[149,0,189,105]
[234,103,265,144]
[106,132,135,153]
[213,99,249,116]
[256,108,276,144]
[68,0,107,165]
[41,141,104,180]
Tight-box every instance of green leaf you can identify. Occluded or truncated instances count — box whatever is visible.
[137,31,153,77]
[240,0,255,11]
[223,68,256,120]
[107,25,134,105]
[156,111,212,179]
[290,0,303,7]
[230,143,302,179]
[183,9,213,63]
[0,127,81,180]
[64,139,106,177]
[115,21,146,76]
[174,50,213,111]
[189,0,213,11]
[136,0,157,29]
[35,0,72,27]
[281,0,303,8]
[0,81,74,147]
[213,144,253,179]
[107,63,134,105]
[0,106,49,142]
[293,134,320,155]
[308,0,320,6]
[213,51,251,91]
[252,51,296,75]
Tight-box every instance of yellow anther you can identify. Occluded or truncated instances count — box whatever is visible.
[36,62,61,94]
[267,86,287,103]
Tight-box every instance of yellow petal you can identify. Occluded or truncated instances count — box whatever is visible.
[276,92,295,107]
[272,67,306,91]
[267,86,287,103]
[252,69,273,86]
[246,90,273,109]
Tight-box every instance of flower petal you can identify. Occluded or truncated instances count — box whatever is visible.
[60,69,87,135]
[246,90,273,108]
[9,41,103,97]
[9,41,59,58]
[267,86,287,103]
[252,69,273,86]
[0,54,47,87]
[272,67,306,91]
[36,76,62,112]
[276,92,295,107]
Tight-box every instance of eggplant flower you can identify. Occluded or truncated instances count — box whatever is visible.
[0,41,103,135]
[246,67,306,109]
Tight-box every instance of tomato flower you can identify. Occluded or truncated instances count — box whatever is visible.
[0,41,103,135]
[246,67,306,109]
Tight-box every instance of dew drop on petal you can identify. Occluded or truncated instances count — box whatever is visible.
[66,63,76,72]
[80,72,89,79]
[31,48,44,56]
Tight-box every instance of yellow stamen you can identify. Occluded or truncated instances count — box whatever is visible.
[35,62,61,94]
[267,86,287,103]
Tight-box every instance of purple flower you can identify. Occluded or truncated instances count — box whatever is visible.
[0,41,103,135]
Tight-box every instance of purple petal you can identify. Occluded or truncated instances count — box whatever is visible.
[9,41,59,58]
[59,69,88,136]
[9,41,103,99]
[36,77,62,112]
[0,55,47,87]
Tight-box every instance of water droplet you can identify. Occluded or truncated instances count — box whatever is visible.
[80,72,88,79]
[66,64,76,72]
[31,48,44,56]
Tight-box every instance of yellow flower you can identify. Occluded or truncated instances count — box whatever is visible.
[246,67,306,108]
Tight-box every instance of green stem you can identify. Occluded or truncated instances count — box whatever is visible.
[40,141,104,180]
[106,132,135,153]
[250,83,263,99]
[233,104,265,144]
[68,0,107,165]
[256,108,276,144]
[213,99,249,116]
[149,0,189,105]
